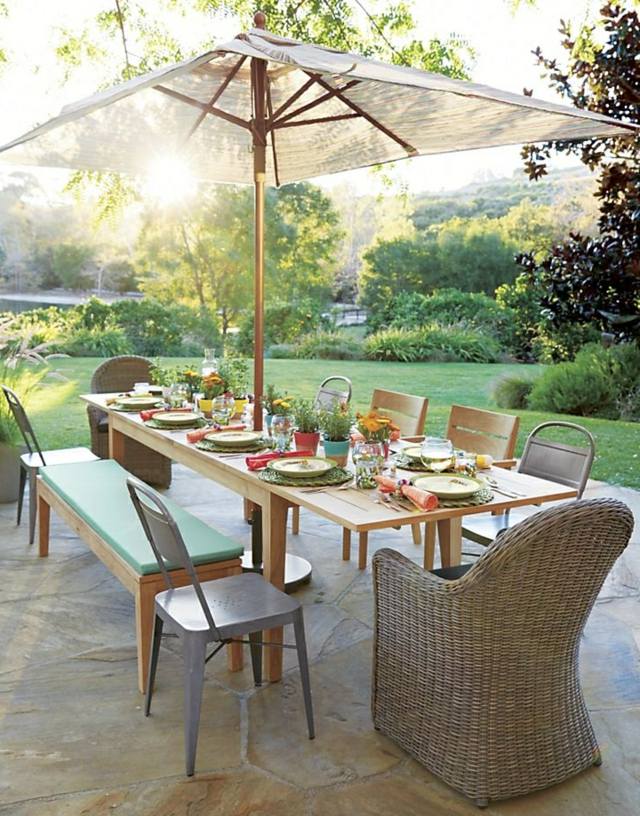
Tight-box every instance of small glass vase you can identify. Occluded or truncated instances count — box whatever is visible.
[272,414,294,453]
[353,441,385,489]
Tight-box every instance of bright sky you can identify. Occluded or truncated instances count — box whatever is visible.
[0,0,596,195]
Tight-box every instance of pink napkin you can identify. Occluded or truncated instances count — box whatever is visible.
[246,449,315,471]
[186,424,246,444]
[374,475,438,511]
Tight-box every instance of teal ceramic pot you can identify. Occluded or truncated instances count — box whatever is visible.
[323,438,350,467]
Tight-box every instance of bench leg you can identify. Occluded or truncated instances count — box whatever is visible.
[135,582,157,694]
[38,493,50,557]
[342,527,351,561]
[226,639,244,672]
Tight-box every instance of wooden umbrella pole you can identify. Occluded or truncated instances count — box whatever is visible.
[252,11,267,432]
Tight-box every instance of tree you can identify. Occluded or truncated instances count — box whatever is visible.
[518,1,640,340]
[136,182,339,334]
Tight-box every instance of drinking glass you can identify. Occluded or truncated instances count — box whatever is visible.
[353,441,385,489]
[420,437,454,472]
[272,414,294,453]
[212,395,235,425]
[133,381,150,394]
[169,382,189,409]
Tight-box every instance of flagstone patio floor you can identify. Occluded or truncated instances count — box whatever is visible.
[1,466,639,815]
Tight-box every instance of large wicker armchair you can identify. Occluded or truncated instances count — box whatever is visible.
[372,499,633,807]
[87,355,172,487]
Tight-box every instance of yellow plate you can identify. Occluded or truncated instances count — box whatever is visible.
[413,474,483,499]
[268,457,334,478]
[153,411,200,426]
[206,431,263,448]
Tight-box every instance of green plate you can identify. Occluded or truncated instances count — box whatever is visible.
[268,457,334,479]
[413,473,484,499]
[145,416,207,430]
[208,430,264,448]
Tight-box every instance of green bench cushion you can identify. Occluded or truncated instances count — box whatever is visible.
[41,459,243,575]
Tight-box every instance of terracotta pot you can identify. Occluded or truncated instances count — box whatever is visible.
[0,442,20,503]
[322,438,350,468]
[294,430,320,455]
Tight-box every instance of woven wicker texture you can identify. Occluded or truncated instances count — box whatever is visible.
[372,498,634,806]
[87,356,172,487]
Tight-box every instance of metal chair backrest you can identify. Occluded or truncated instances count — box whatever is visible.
[314,375,352,410]
[1,385,45,465]
[126,478,220,638]
[446,404,519,459]
[518,421,595,498]
[370,388,428,437]
[90,355,152,394]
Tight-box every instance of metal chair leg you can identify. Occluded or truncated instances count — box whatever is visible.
[249,631,262,687]
[292,609,315,740]
[145,615,163,716]
[28,467,38,546]
[183,637,207,776]
[17,464,26,526]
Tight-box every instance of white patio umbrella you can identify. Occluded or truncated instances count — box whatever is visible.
[1,11,636,428]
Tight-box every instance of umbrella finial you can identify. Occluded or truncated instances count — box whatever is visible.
[254,10,266,29]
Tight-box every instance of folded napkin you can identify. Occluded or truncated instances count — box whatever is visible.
[186,424,246,444]
[139,406,192,421]
[246,449,315,471]
[374,475,438,511]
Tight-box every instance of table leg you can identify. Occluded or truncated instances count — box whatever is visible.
[423,522,436,571]
[108,418,126,463]
[261,492,288,682]
[437,517,462,568]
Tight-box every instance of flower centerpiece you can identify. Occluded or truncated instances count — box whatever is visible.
[292,398,321,454]
[180,368,202,401]
[200,371,228,417]
[319,402,353,467]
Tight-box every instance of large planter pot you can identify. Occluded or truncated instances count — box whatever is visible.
[294,430,320,455]
[323,438,350,468]
[0,442,20,503]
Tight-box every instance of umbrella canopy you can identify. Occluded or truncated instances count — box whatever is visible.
[1,25,636,185]
[1,15,636,429]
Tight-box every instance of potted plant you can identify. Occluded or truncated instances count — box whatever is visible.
[263,384,292,431]
[319,402,353,467]
[220,356,250,417]
[355,410,400,458]
[292,398,321,454]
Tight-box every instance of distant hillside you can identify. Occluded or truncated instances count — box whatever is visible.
[412,166,594,230]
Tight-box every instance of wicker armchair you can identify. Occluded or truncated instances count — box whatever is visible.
[87,355,172,487]
[372,499,633,808]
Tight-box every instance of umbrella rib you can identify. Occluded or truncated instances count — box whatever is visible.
[308,73,418,156]
[265,77,281,187]
[274,112,360,128]
[183,56,247,144]
[155,85,250,130]
[269,76,317,121]
[270,78,361,129]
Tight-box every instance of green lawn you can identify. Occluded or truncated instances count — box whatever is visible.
[33,357,640,490]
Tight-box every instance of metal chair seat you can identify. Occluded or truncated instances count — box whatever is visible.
[20,447,97,469]
[155,572,300,636]
[462,510,533,545]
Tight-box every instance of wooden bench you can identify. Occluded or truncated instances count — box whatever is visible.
[37,459,244,693]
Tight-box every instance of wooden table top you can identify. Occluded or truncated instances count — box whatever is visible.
[82,393,578,532]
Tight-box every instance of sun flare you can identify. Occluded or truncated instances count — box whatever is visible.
[143,155,196,206]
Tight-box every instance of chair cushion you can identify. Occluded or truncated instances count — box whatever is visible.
[21,447,98,469]
[430,564,474,581]
[40,459,243,575]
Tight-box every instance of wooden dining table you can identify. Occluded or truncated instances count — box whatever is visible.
[81,394,579,682]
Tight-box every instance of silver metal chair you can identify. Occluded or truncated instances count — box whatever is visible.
[1,385,97,545]
[127,478,315,777]
[313,375,352,410]
[462,421,596,547]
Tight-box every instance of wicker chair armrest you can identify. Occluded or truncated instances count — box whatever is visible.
[372,548,474,597]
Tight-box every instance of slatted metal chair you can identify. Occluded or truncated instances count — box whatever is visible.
[372,499,634,807]
[87,355,172,487]
[313,375,352,410]
[461,421,596,548]
[127,477,315,776]
[2,385,97,545]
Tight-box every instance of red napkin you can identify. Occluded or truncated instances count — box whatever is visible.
[186,424,246,444]
[246,449,315,471]
[140,407,193,421]
[374,475,438,511]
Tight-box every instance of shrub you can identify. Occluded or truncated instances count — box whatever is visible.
[493,375,536,409]
[236,299,328,354]
[528,342,640,419]
[388,289,507,332]
[56,326,132,357]
[363,325,500,363]
[268,343,297,359]
[294,331,363,360]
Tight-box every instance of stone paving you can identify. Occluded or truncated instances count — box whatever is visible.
[1,467,639,815]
